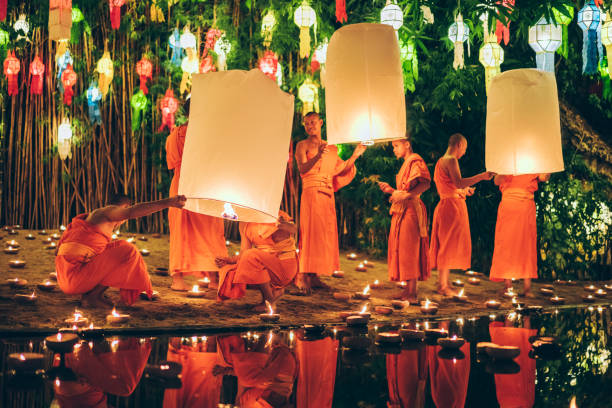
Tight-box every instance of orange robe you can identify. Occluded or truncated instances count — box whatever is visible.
[55,214,153,305]
[388,153,431,282]
[429,159,471,271]
[386,348,428,408]
[427,342,470,408]
[298,145,356,276]
[296,336,339,408]
[166,125,227,276]
[218,220,298,301]
[489,175,540,281]
[489,323,536,407]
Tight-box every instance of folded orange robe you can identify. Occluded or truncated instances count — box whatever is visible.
[489,323,536,407]
[427,342,470,408]
[388,153,431,282]
[55,214,153,305]
[299,145,356,276]
[429,159,471,271]
[166,125,227,276]
[386,348,428,408]
[490,175,540,281]
[296,336,339,408]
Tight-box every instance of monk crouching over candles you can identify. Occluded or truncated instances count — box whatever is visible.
[216,210,298,312]
[55,193,186,307]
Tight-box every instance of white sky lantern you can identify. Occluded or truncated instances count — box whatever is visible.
[214,34,232,71]
[294,2,317,59]
[380,0,404,32]
[325,23,405,145]
[529,16,562,72]
[486,69,564,175]
[479,36,504,93]
[448,13,469,70]
[57,120,72,161]
[178,69,294,223]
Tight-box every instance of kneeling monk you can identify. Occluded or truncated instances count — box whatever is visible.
[56,194,186,307]
[216,211,298,312]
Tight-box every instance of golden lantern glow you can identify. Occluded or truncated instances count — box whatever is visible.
[294,2,317,59]
[57,120,72,160]
[261,10,276,48]
[479,34,504,93]
[96,51,113,98]
[298,78,319,115]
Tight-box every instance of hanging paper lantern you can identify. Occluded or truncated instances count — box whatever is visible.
[205,28,222,50]
[298,78,319,116]
[448,13,470,70]
[96,51,113,98]
[87,82,102,125]
[14,14,29,41]
[577,0,604,75]
[400,38,418,92]
[261,10,276,48]
[136,56,153,94]
[180,54,199,94]
[150,2,165,22]
[552,5,574,59]
[380,0,403,31]
[479,35,504,93]
[159,87,178,131]
[169,28,183,67]
[599,57,611,100]
[199,54,216,73]
[495,0,515,45]
[61,64,77,105]
[294,2,317,59]
[276,62,283,87]
[0,29,8,47]
[528,17,562,73]
[29,55,45,95]
[180,27,197,51]
[71,7,83,22]
[602,21,612,61]
[421,5,434,24]
[258,50,278,80]
[314,39,328,65]
[131,90,148,131]
[336,0,347,23]
[109,0,125,30]
[57,120,72,160]
[3,51,20,96]
[214,34,232,71]
[56,48,72,88]
[49,0,72,42]
[0,0,6,22]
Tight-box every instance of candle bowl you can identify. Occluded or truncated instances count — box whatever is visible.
[485,300,501,309]
[8,260,26,269]
[376,332,401,345]
[138,236,148,241]
[48,272,58,281]
[391,300,407,310]
[139,249,150,256]
[453,294,468,303]
[196,279,210,288]
[425,329,448,340]
[346,315,369,326]
[355,265,367,272]
[604,284,612,291]
[106,312,130,324]
[467,277,481,285]
[339,311,356,320]
[420,305,438,315]
[38,230,48,235]
[64,316,89,327]
[363,261,375,268]
[485,360,521,375]
[452,280,464,287]
[343,335,371,350]
[465,270,481,277]
[154,267,169,276]
[584,285,598,292]
[399,328,425,341]
[549,296,565,305]
[374,306,393,315]
[8,229,17,235]
[370,281,383,289]
[140,290,160,300]
[582,295,596,303]
[485,345,520,360]
[25,234,35,240]
[333,292,351,301]
[45,333,79,353]
[45,242,57,250]
[332,270,345,278]
[438,337,465,350]
[7,278,28,288]
[50,233,61,240]
[594,290,607,298]
[477,342,497,354]
[7,353,45,372]
[353,292,371,300]
[346,253,358,260]
[539,287,554,296]
[396,281,408,288]
[5,240,19,248]
[259,313,280,323]
[41,237,52,244]
[4,246,19,254]
[37,280,56,292]
[187,290,206,298]
[14,294,37,304]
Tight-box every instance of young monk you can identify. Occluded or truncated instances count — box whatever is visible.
[56,194,186,307]
[429,133,494,296]
[489,173,550,297]
[379,134,431,302]
[216,211,298,312]
[296,112,366,293]
[166,98,227,291]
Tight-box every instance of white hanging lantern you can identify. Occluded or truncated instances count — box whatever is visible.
[479,34,504,93]
[528,16,562,72]
[602,21,612,59]
[448,13,470,70]
[180,55,200,94]
[214,34,232,71]
[380,0,403,31]
[325,23,405,145]
[276,62,283,87]
[486,69,564,175]
[294,2,317,59]
[14,14,29,41]
[178,69,294,223]
[298,78,319,115]
[261,10,276,48]
[180,27,197,51]
[57,120,72,160]
[314,39,328,64]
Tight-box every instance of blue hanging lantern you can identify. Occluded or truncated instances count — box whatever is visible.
[56,49,73,93]
[169,28,183,67]
[87,82,102,125]
[577,0,604,75]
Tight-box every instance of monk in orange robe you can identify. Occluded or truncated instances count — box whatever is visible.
[387,346,428,408]
[490,174,550,297]
[166,98,227,291]
[296,334,339,408]
[427,339,470,408]
[489,320,536,407]
[429,133,494,295]
[379,136,431,302]
[56,194,186,307]
[295,112,366,292]
[216,211,298,311]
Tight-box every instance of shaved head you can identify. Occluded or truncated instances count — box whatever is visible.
[448,133,466,149]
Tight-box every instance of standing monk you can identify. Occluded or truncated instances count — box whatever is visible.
[56,194,186,307]
[166,98,227,291]
[295,112,366,292]
[429,133,493,296]
[379,135,431,302]
[489,174,550,297]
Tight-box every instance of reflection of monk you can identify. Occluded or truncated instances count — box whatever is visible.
[429,133,494,296]
[386,347,428,408]
[295,112,366,292]
[166,98,227,291]
[216,211,298,311]
[56,194,186,307]
[427,340,470,408]
[490,174,550,297]
[296,335,339,408]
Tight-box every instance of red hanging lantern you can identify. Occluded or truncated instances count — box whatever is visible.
[135,56,153,94]
[29,55,45,95]
[310,52,320,73]
[258,50,278,79]
[61,64,77,105]
[0,0,7,22]
[336,0,347,23]
[199,54,216,73]
[205,28,223,50]
[109,0,125,30]
[3,51,20,96]
[495,0,515,45]
[159,88,178,131]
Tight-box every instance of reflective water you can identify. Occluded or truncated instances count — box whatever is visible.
[1,306,611,407]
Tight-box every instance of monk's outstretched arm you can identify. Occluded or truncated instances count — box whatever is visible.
[447,158,493,189]
[296,141,326,174]
[332,143,367,176]
[89,195,186,224]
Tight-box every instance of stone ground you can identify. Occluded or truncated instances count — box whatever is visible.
[0,228,610,334]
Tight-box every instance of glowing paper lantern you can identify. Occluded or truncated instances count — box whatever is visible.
[180,54,199,94]
[0,1,6,22]
[205,28,222,50]
[159,87,178,132]
[380,0,403,31]
[448,13,470,70]
[336,0,347,23]
[0,29,9,46]
[150,2,164,22]
[486,69,564,175]
[56,49,72,93]
[294,2,317,59]
[180,27,197,51]
[325,23,405,145]
[131,90,148,131]
[529,16,562,72]
[314,39,328,64]
[49,0,72,41]
[400,38,418,92]
[495,0,515,45]
[109,0,125,30]
[61,64,77,105]
[3,51,20,96]
[96,51,113,98]
[214,34,232,71]
[29,55,45,95]
[276,62,284,87]
[57,120,72,160]
[259,50,278,80]
[178,69,294,223]
[14,14,29,41]
[169,28,183,67]
[577,0,604,75]
[602,21,612,60]
[87,82,102,125]
[298,78,319,115]
[261,10,276,48]
[199,54,216,73]
[479,36,504,93]
[71,7,83,23]
[552,4,574,59]
[135,55,152,94]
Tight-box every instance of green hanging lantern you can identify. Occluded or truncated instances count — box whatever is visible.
[131,90,148,131]
[0,29,9,47]
[599,57,611,101]
[552,4,574,60]
[71,8,84,23]
[400,38,418,92]
[71,7,86,44]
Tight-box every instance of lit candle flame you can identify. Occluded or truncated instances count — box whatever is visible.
[359,304,368,314]
[226,240,230,245]
[203,277,210,283]
[364,260,368,264]
[56,333,62,341]
[110,339,119,352]
[160,364,170,370]
[55,378,60,387]
[111,307,120,317]
[358,263,364,268]
[265,330,274,347]
[265,300,274,315]
[191,285,200,293]
[374,280,379,285]
[362,285,370,295]
[570,396,577,408]
[424,298,431,308]
[458,289,464,297]
[88,323,94,329]
[73,310,82,321]
[222,202,238,220]
[29,292,36,298]
[452,335,457,340]
[19,354,25,360]
[350,253,356,258]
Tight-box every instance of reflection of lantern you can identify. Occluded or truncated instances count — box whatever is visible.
[495,0,515,45]
[298,79,319,115]
[400,38,418,92]
[131,90,148,131]
[49,0,72,41]
[448,13,470,70]
[87,82,102,125]
[602,21,612,61]
[159,88,178,131]
[486,69,564,175]
[380,0,403,31]
[325,23,405,145]
[58,120,72,160]
[261,10,276,48]
[169,28,183,67]
[14,14,29,40]
[214,34,232,71]
[552,5,574,59]
[96,51,113,98]
[178,69,294,223]
[61,63,77,105]
[29,55,45,95]
[180,27,197,51]
[259,51,278,80]
[294,2,317,59]
[180,54,199,94]
[577,0,603,75]
[479,36,504,93]
[109,0,125,30]
[529,17,562,72]
[3,51,20,96]
[135,55,152,94]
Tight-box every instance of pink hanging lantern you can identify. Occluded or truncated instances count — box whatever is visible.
[3,51,20,96]
[109,0,125,30]
[258,51,278,79]
[135,56,153,94]
[61,64,77,105]
[159,88,178,131]
[29,55,45,95]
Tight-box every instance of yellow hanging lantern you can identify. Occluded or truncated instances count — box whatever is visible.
[261,10,276,48]
[96,51,114,98]
[479,34,504,93]
[151,3,164,22]
[298,78,319,115]
[57,120,72,160]
[294,2,317,59]
[180,54,199,94]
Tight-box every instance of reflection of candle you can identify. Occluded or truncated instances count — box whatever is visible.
[332,270,345,278]
[187,285,206,298]
[355,263,367,272]
[259,301,280,322]
[15,292,37,304]
[8,352,45,372]
[370,280,382,289]
[485,300,501,309]
[438,334,465,349]
[106,307,130,324]
[549,296,565,305]
[45,332,79,353]
[420,299,438,315]
[354,285,371,300]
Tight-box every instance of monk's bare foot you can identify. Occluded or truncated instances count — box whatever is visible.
[436,287,457,297]
[171,276,189,291]
[81,293,113,308]
[311,276,331,291]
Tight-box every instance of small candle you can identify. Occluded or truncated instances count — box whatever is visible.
[465,270,480,277]
[24,233,35,241]
[197,277,211,288]
[549,296,565,305]
[467,277,481,285]
[4,246,19,254]
[582,294,595,303]
[39,230,48,235]
[5,239,19,247]
[226,240,230,245]
[259,301,280,323]
[59,225,66,232]
[453,289,468,302]
[594,289,607,298]
[584,285,597,292]
[187,285,206,298]
[341,305,371,321]
[452,279,464,287]
[503,288,517,298]
[15,292,37,304]
[396,281,408,288]
[46,242,57,250]
[332,270,345,278]
[333,292,351,301]
[7,278,28,288]
[354,285,371,300]
[363,260,374,268]
[376,332,401,345]
[155,267,169,276]
[106,307,130,324]
[48,272,58,281]
[64,310,89,327]
[485,300,501,309]
[8,260,25,269]
[42,237,52,244]
[438,335,465,350]
[399,328,425,341]
[38,280,56,292]
[420,299,438,315]
[374,306,393,315]
[346,253,357,260]
[8,229,17,235]
[539,287,554,295]
[8,353,45,372]
[140,249,150,256]
[391,299,407,310]
[138,236,148,241]
[45,332,79,353]
[370,280,382,289]
[355,263,367,272]
[604,284,612,291]
[50,233,61,240]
